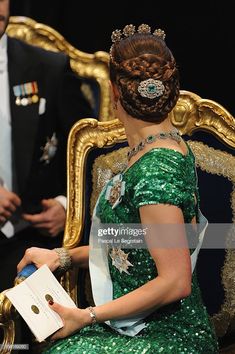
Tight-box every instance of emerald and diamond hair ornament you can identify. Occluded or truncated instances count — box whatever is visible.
[137,79,165,99]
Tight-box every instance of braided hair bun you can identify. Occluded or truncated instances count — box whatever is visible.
[110,32,180,123]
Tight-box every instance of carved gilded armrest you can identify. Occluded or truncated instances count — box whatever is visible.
[0,290,17,354]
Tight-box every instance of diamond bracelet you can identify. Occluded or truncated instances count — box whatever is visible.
[86,306,97,325]
[54,248,72,273]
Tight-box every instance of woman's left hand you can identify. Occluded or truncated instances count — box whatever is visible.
[48,301,92,340]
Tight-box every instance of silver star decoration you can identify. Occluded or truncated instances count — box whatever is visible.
[40,132,58,164]
[109,248,133,274]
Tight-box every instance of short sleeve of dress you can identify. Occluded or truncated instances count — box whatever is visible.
[132,149,187,210]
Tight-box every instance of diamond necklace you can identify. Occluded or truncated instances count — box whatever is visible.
[127,128,181,161]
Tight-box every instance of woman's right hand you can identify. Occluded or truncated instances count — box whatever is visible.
[17,247,60,273]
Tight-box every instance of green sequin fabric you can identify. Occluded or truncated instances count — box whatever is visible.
[44,147,218,353]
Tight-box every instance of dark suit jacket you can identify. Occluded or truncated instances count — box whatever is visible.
[7,36,93,217]
[0,37,93,291]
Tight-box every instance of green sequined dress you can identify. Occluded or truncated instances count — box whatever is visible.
[44,147,218,353]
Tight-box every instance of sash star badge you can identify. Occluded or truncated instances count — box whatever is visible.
[40,133,58,164]
[109,247,133,274]
[105,174,125,209]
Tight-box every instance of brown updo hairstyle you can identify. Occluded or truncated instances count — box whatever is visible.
[110,32,180,123]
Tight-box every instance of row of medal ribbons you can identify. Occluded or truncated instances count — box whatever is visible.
[13,81,39,106]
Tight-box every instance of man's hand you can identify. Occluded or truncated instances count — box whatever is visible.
[0,186,21,223]
[23,198,66,237]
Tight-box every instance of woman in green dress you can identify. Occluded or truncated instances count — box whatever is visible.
[18,24,218,353]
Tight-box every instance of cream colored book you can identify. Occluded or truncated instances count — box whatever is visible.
[6,264,76,342]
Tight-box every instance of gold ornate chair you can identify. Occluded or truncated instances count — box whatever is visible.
[63,91,235,353]
[0,55,235,352]
[50,90,234,353]
[6,16,115,121]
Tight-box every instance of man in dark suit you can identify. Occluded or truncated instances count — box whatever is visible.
[0,0,93,291]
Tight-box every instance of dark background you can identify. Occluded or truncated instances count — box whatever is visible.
[10,0,234,116]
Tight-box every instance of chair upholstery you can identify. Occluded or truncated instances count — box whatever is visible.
[6,16,115,121]
[0,28,235,349]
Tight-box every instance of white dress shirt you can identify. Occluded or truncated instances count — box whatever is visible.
[0,33,12,191]
[0,34,14,237]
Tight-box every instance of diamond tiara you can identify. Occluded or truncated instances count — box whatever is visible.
[111,24,166,43]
